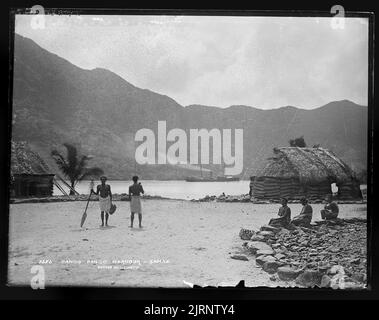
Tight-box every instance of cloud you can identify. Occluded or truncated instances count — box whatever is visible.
[15,15,368,109]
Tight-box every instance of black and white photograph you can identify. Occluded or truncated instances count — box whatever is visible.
[6,9,372,291]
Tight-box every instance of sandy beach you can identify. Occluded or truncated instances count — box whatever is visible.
[8,199,366,288]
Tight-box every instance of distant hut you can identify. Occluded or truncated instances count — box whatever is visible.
[11,141,54,197]
[251,147,362,200]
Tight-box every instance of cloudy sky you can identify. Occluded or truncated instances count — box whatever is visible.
[15,14,368,109]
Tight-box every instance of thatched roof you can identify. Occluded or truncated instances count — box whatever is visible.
[11,141,52,175]
[258,147,355,184]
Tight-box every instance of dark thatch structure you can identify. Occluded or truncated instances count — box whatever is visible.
[251,147,362,200]
[11,141,54,197]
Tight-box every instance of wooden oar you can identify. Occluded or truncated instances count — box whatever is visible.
[80,190,92,228]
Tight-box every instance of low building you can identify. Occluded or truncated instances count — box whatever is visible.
[251,147,362,200]
[11,141,54,197]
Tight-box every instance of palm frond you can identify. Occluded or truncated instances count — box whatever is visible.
[76,155,91,175]
[77,167,104,181]
[51,149,70,174]
[51,143,103,188]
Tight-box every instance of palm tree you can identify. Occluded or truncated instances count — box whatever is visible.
[51,143,104,195]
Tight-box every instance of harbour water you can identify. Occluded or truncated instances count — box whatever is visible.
[53,180,251,200]
[54,180,367,201]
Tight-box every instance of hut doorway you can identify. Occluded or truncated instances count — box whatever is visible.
[29,181,37,196]
[331,182,338,196]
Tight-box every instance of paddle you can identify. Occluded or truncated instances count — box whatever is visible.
[80,190,92,228]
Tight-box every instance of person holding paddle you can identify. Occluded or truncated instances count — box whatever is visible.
[129,176,144,228]
[92,176,112,227]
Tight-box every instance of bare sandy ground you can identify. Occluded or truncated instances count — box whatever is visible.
[8,199,366,288]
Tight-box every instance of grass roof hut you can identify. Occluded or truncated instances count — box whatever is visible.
[251,147,362,201]
[11,141,54,197]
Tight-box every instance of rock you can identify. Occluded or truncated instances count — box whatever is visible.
[257,230,274,237]
[320,275,331,288]
[277,266,302,281]
[328,265,345,276]
[350,258,360,265]
[278,228,291,235]
[256,255,276,266]
[269,275,277,281]
[329,247,340,253]
[330,273,346,289]
[260,225,280,233]
[274,253,286,260]
[263,261,280,274]
[351,273,365,283]
[318,264,330,274]
[342,282,364,290]
[295,270,322,287]
[250,235,266,241]
[247,241,273,254]
[230,254,249,261]
[256,249,275,256]
[306,262,318,269]
[239,228,255,240]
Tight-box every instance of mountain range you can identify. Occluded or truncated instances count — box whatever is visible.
[11,34,368,180]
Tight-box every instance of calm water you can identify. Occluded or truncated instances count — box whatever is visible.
[54,180,368,201]
[53,180,251,200]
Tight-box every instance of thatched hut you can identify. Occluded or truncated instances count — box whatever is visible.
[251,147,362,200]
[11,141,54,197]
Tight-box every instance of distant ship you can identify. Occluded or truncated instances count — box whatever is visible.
[216,176,240,182]
[185,164,240,182]
[185,176,216,182]
[185,176,240,182]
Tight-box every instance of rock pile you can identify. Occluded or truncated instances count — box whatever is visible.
[193,194,252,202]
[240,218,367,289]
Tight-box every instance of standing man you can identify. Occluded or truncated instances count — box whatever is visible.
[129,176,144,228]
[92,176,112,227]
[320,194,339,220]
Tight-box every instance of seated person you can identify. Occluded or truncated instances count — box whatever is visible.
[291,197,313,226]
[268,198,291,228]
[320,194,339,220]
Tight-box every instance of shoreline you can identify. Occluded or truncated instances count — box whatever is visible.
[10,194,184,204]
[10,193,367,205]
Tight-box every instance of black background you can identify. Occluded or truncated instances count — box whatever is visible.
[0,0,378,305]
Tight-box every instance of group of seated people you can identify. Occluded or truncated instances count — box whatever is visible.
[268,194,339,228]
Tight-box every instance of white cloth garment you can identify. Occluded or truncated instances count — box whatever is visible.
[130,195,142,213]
[99,195,111,213]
